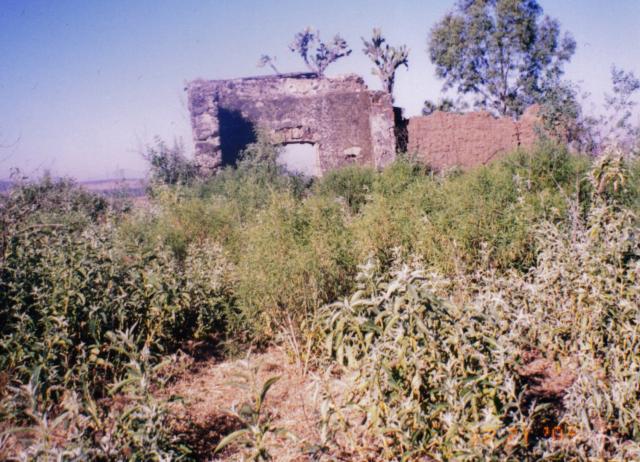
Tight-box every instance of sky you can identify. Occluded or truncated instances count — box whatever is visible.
[1,0,639,180]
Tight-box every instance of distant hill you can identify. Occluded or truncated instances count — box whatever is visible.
[0,178,147,197]
[80,178,147,197]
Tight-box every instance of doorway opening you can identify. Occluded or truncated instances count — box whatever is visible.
[277,143,320,177]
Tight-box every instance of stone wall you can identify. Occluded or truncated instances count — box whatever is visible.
[186,73,396,175]
[407,106,540,170]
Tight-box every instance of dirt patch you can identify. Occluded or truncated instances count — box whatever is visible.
[517,349,576,400]
[161,348,331,461]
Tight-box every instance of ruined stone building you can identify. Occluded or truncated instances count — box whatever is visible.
[187,73,395,175]
[186,73,540,175]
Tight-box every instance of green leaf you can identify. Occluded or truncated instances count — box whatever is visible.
[215,428,251,453]
[258,376,280,410]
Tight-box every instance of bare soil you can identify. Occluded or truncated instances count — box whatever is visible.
[162,348,336,461]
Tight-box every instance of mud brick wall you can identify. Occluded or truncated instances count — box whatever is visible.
[407,106,540,170]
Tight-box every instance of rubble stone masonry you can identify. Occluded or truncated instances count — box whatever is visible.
[186,73,396,175]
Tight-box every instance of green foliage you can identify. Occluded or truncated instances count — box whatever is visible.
[599,66,640,154]
[351,143,586,273]
[319,258,512,459]
[216,362,289,461]
[314,165,376,214]
[1,173,108,234]
[1,331,192,460]
[234,192,356,342]
[0,220,232,398]
[0,177,235,457]
[428,0,576,117]
[125,188,239,260]
[289,27,352,76]
[538,79,593,149]
[145,137,198,187]
[4,137,640,459]
[195,134,309,221]
[421,97,463,115]
[318,163,640,459]
[131,141,593,343]
[361,28,409,97]
[539,65,640,156]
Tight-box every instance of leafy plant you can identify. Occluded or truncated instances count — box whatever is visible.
[361,28,409,98]
[234,192,356,343]
[145,137,198,187]
[289,27,351,76]
[315,165,375,214]
[1,329,191,460]
[421,97,464,115]
[316,154,640,461]
[216,362,290,461]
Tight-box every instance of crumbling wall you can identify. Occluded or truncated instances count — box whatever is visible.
[187,73,396,175]
[407,106,540,170]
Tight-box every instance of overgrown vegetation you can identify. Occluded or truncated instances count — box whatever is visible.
[3,136,638,459]
[3,0,640,457]
[0,175,232,459]
[317,154,640,460]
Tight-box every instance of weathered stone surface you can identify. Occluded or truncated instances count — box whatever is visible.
[186,71,542,175]
[407,106,541,170]
[369,93,396,169]
[186,73,396,175]
[188,81,222,173]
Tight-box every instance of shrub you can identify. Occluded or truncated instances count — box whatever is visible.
[0,176,241,458]
[233,192,356,343]
[145,137,198,187]
[0,224,233,400]
[0,173,108,232]
[317,154,640,461]
[193,135,310,223]
[125,187,239,261]
[3,141,639,459]
[315,165,376,214]
[351,143,587,273]
[0,177,235,400]
[2,331,192,460]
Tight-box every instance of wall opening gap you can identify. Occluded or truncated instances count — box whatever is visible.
[277,142,320,177]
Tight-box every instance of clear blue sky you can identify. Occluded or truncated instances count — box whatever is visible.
[1,0,639,180]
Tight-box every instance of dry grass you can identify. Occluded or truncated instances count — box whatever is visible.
[162,348,341,461]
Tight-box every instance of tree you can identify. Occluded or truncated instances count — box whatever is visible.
[428,0,576,117]
[289,27,351,76]
[538,79,594,151]
[422,97,466,116]
[538,66,640,155]
[601,66,640,153]
[361,28,409,99]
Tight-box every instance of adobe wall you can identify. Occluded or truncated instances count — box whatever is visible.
[186,73,396,175]
[407,106,540,170]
